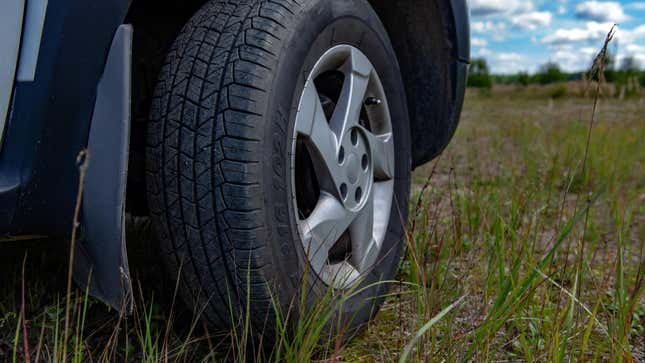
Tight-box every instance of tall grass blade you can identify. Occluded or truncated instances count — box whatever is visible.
[399,295,466,363]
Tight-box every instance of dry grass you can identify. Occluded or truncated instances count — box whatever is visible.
[341,88,645,361]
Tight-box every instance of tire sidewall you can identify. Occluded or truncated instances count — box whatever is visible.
[261,0,411,326]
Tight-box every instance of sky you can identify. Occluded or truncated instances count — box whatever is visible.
[467,0,645,74]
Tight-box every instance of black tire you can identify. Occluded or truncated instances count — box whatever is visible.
[146,0,411,341]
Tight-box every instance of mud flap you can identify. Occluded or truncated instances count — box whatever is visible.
[73,25,133,312]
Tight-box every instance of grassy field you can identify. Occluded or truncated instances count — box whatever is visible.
[1,88,643,362]
[344,89,645,361]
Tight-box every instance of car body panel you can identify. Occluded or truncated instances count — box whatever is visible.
[17,0,49,82]
[0,0,131,310]
[0,0,131,235]
[0,0,25,145]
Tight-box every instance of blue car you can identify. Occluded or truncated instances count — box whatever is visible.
[0,0,469,344]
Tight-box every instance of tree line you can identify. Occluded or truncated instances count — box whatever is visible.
[468,55,645,94]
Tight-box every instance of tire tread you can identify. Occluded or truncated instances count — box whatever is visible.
[147,0,301,329]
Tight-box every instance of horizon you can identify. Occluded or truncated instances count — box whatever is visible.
[468,0,645,74]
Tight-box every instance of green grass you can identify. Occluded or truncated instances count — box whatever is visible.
[343,91,645,362]
[1,89,643,362]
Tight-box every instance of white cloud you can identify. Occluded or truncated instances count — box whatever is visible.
[624,44,645,53]
[468,0,534,16]
[471,37,488,47]
[542,22,615,45]
[575,1,630,23]
[550,45,599,72]
[540,23,645,71]
[626,2,645,10]
[475,48,492,57]
[496,52,526,63]
[471,21,509,41]
[472,21,503,32]
[511,11,553,30]
[618,44,645,69]
[468,0,645,73]
[474,48,533,73]
[618,24,645,44]
[543,23,645,46]
[548,43,645,72]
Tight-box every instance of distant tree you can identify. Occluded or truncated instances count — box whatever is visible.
[603,51,617,83]
[517,72,531,86]
[615,56,643,97]
[620,56,640,72]
[468,58,493,89]
[605,50,616,71]
[536,62,567,85]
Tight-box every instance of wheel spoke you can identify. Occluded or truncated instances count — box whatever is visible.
[373,180,394,240]
[349,187,379,272]
[329,49,373,141]
[323,263,360,288]
[295,82,345,195]
[365,131,395,180]
[299,192,355,272]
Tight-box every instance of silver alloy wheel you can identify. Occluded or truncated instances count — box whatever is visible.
[291,45,395,289]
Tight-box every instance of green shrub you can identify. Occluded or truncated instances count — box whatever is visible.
[536,62,567,85]
[548,84,568,99]
[468,58,493,89]
[517,72,530,86]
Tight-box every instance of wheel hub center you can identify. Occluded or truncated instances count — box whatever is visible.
[339,128,371,209]
[346,153,360,184]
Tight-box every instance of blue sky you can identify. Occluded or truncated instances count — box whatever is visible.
[468,0,645,73]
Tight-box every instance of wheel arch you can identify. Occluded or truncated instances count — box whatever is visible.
[368,0,470,168]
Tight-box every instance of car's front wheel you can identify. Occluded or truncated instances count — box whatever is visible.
[146,0,411,342]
